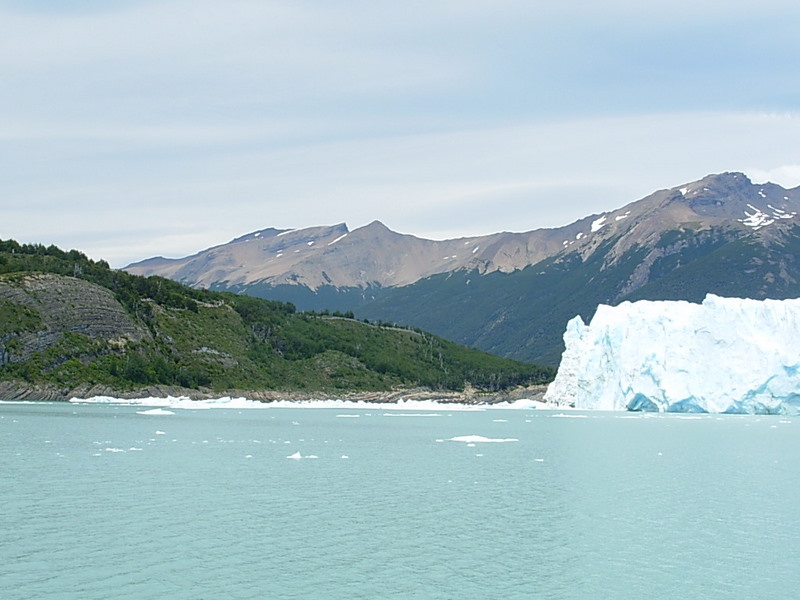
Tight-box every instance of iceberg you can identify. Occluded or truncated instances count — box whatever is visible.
[544,294,800,414]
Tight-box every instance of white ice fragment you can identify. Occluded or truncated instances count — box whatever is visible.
[447,435,519,443]
[155,430,166,435]
[287,451,302,460]
[591,215,608,232]
[136,408,174,415]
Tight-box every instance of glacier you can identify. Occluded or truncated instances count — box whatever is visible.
[544,294,800,414]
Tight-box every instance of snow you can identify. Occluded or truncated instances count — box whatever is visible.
[590,215,608,232]
[328,233,348,245]
[544,294,800,414]
[738,203,797,230]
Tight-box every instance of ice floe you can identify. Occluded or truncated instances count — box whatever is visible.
[447,435,519,443]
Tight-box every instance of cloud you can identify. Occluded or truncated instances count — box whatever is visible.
[748,165,800,189]
[6,110,800,266]
[2,1,800,266]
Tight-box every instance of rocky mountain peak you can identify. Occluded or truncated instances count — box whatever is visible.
[125,172,800,295]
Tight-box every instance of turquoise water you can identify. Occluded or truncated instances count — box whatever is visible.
[2,401,799,599]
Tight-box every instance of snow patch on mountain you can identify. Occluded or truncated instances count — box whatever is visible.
[591,215,608,232]
[738,203,797,230]
[544,295,800,414]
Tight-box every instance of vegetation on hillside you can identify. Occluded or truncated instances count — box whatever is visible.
[356,226,800,365]
[0,239,553,393]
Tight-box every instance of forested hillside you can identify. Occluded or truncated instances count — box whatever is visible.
[0,240,552,398]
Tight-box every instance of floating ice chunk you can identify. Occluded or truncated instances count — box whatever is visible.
[287,451,302,460]
[155,430,166,435]
[486,398,542,410]
[104,447,126,453]
[447,435,519,443]
[136,408,175,415]
[382,413,441,417]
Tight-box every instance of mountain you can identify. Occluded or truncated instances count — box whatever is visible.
[0,241,552,401]
[125,172,800,365]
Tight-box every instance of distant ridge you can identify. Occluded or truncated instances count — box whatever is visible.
[126,172,800,365]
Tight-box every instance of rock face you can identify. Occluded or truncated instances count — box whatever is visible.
[544,294,800,413]
[126,220,573,290]
[126,173,800,294]
[0,273,149,363]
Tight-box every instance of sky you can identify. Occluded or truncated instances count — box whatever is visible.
[3,0,800,267]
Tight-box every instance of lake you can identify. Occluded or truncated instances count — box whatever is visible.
[2,399,798,599]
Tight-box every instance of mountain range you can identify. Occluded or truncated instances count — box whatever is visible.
[126,172,800,365]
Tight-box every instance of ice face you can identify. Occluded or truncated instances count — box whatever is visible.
[544,295,800,414]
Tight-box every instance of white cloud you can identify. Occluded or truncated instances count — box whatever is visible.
[6,110,800,266]
[748,165,800,189]
[2,1,800,267]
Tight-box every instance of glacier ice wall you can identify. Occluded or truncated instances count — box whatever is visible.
[544,294,800,414]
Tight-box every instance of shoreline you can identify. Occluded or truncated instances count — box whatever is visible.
[0,380,549,406]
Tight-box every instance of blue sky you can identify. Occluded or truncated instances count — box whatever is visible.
[3,0,800,266]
